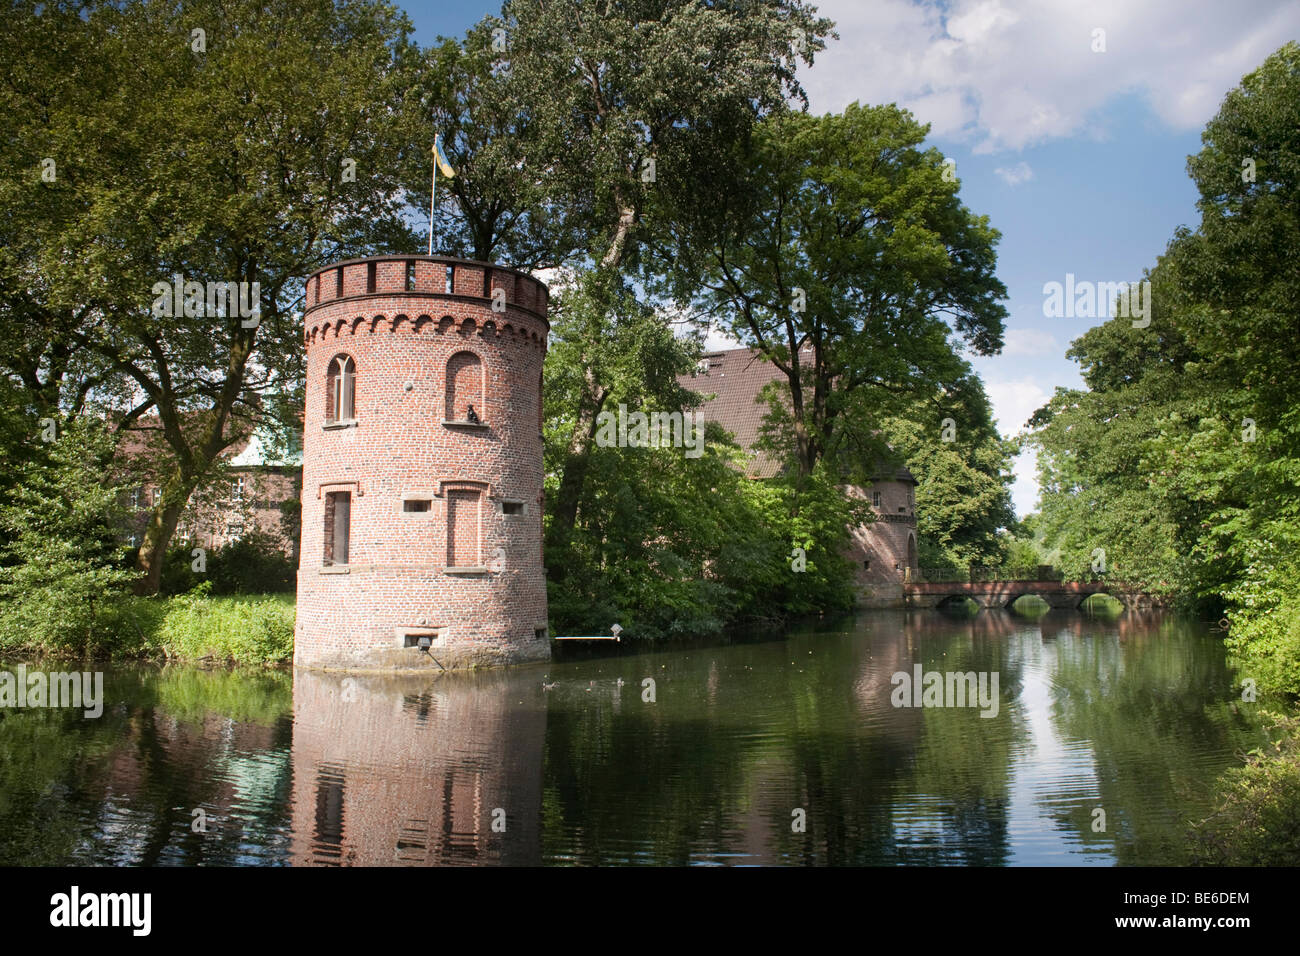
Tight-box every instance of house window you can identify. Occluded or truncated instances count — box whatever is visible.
[872,491,881,508]
[227,520,245,542]
[403,499,431,513]
[863,559,870,569]
[898,506,906,514]
[130,489,141,509]
[152,488,162,506]
[446,488,481,567]
[502,501,524,515]
[324,491,351,565]
[127,533,138,547]
[445,351,483,422]
[232,476,245,501]
[326,354,356,423]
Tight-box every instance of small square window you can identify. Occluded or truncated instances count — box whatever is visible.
[863,560,870,569]
[535,627,547,642]
[502,501,524,515]
[403,499,431,513]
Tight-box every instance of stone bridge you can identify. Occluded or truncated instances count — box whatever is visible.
[903,571,1164,611]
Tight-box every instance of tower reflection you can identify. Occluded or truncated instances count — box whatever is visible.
[290,668,545,865]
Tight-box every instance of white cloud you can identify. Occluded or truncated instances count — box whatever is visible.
[983,377,1052,516]
[984,377,1050,438]
[804,0,1300,152]
[1000,327,1056,357]
[994,161,1034,185]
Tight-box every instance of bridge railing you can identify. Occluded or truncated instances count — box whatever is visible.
[911,567,967,583]
[907,565,1067,584]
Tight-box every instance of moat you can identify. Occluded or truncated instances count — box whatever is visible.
[0,608,1269,866]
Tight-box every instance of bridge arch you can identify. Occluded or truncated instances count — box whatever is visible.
[1004,592,1054,612]
[1076,590,1125,611]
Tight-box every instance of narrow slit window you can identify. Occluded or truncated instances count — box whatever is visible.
[335,267,343,298]
[445,264,454,294]
[324,491,351,566]
[872,491,882,508]
[403,499,431,513]
[406,260,416,291]
[366,261,377,293]
[502,501,524,515]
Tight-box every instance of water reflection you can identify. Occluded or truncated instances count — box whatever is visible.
[0,610,1270,866]
[289,670,544,866]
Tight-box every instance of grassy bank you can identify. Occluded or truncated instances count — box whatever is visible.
[1,587,296,667]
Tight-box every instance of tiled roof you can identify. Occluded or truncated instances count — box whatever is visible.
[677,346,916,484]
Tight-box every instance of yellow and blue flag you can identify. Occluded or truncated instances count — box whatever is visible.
[433,135,456,179]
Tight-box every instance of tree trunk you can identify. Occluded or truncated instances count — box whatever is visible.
[132,494,187,595]
[546,379,608,576]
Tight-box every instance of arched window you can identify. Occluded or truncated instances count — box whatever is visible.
[326,355,355,423]
[445,351,483,422]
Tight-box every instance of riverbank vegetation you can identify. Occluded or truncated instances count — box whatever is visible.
[1027,44,1300,861]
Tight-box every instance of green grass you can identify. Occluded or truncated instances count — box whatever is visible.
[147,591,295,666]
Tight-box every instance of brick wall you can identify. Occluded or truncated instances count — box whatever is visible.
[295,256,551,671]
[844,480,918,608]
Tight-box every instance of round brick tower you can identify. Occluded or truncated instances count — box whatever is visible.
[295,255,550,671]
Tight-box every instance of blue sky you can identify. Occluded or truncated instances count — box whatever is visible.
[398,0,1299,515]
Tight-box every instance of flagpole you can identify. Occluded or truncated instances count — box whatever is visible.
[428,138,437,256]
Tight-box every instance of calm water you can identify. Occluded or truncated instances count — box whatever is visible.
[0,609,1268,866]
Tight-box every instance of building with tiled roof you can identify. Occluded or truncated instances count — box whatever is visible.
[679,346,918,608]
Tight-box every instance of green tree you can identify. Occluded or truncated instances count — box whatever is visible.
[0,417,135,653]
[657,103,1008,482]
[473,0,832,556]
[0,0,423,594]
[1027,43,1300,696]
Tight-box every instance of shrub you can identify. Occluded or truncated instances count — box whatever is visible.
[1192,714,1300,865]
[152,584,295,665]
[161,530,296,596]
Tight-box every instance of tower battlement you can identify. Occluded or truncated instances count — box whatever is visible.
[305,254,549,321]
[295,255,550,671]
